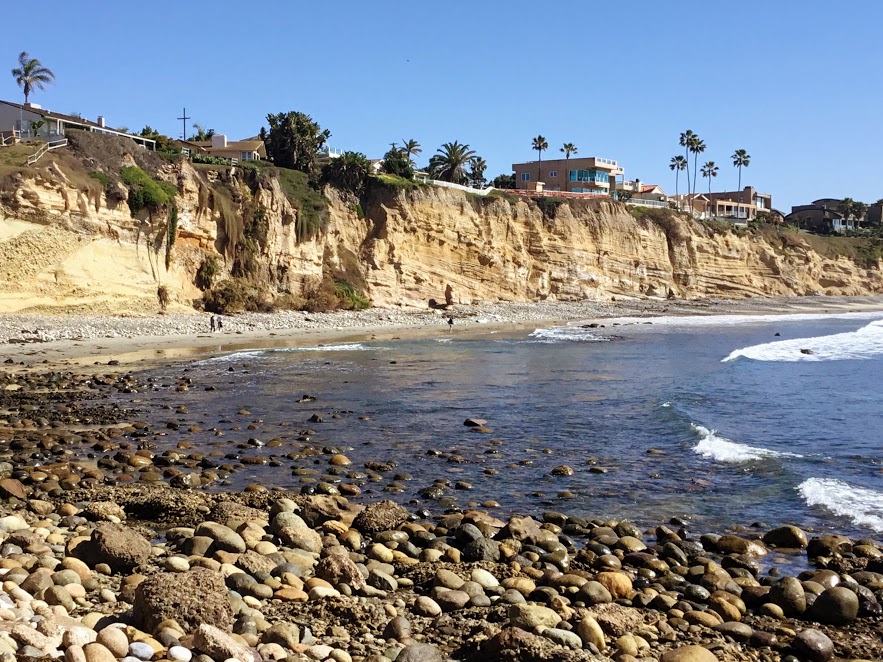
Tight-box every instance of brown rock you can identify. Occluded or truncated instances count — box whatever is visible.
[352,500,409,534]
[661,645,719,662]
[595,571,633,599]
[133,568,232,633]
[314,553,365,590]
[193,624,254,662]
[0,478,27,500]
[77,523,151,573]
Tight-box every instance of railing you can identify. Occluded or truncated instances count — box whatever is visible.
[430,180,495,196]
[26,138,68,166]
[625,198,669,209]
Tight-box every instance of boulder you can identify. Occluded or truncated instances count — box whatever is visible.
[133,568,232,633]
[791,629,835,662]
[397,642,444,662]
[767,576,806,615]
[78,523,151,573]
[660,645,719,662]
[763,525,808,549]
[352,500,409,534]
[194,522,246,553]
[509,604,562,630]
[314,553,365,590]
[193,624,254,662]
[271,512,322,554]
[809,586,859,625]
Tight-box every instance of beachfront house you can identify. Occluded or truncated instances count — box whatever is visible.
[0,99,155,149]
[185,134,266,162]
[786,198,861,234]
[511,156,624,195]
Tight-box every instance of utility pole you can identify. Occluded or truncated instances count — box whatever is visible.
[177,107,191,141]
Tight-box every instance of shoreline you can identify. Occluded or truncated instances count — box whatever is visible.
[2,294,883,369]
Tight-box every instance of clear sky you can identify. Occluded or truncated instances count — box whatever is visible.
[5,0,882,211]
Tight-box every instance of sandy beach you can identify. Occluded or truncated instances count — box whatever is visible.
[2,294,883,370]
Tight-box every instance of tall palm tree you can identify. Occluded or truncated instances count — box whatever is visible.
[679,130,696,196]
[401,139,421,165]
[560,143,577,191]
[532,135,548,184]
[730,149,750,204]
[689,136,705,201]
[468,156,487,187]
[669,156,687,210]
[11,52,55,104]
[853,201,868,231]
[701,161,719,216]
[428,141,476,183]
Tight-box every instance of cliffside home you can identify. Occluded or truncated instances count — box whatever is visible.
[185,134,266,161]
[785,198,879,233]
[0,100,155,148]
[512,156,624,195]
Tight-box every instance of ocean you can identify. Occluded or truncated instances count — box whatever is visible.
[149,311,883,541]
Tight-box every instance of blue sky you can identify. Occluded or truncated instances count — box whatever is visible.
[5,0,882,210]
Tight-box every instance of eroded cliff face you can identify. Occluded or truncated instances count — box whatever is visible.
[0,149,881,314]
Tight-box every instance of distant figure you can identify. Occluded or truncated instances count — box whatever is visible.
[217,314,224,332]
[210,315,216,333]
[447,317,454,332]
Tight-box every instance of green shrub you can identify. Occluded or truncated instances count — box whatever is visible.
[195,255,221,290]
[334,280,371,309]
[272,167,329,242]
[353,202,365,219]
[120,165,177,215]
[372,173,422,190]
[300,277,371,312]
[165,204,178,269]
[88,170,110,187]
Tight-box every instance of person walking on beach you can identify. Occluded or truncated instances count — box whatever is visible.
[217,314,224,332]
[210,315,216,333]
[447,316,454,332]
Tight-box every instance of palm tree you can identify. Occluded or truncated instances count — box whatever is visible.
[853,201,868,231]
[11,52,55,104]
[689,136,705,201]
[468,156,487,188]
[679,130,696,196]
[401,139,421,165]
[731,149,750,203]
[701,161,719,216]
[532,135,548,184]
[429,141,476,183]
[560,142,577,191]
[838,198,855,231]
[669,156,687,210]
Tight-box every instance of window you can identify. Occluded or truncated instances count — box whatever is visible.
[548,170,557,178]
[241,151,253,161]
[521,173,531,181]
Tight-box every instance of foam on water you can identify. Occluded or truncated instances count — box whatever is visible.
[529,327,612,343]
[691,424,801,463]
[723,319,883,362]
[193,350,265,365]
[277,343,377,352]
[798,478,883,532]
[602,310,883,328]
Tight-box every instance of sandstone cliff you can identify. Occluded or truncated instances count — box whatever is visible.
[0,135,880,314]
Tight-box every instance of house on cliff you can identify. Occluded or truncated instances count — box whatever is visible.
[0,99,155,148]
[181,134,266,162]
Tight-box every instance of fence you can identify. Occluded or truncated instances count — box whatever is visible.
[26,138,68,166]
[430,180,495,196]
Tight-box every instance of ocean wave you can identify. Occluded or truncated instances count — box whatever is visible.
[278,343,379,352]
[602,311,883,328]
[723,319,883,362]
[691,424,801,463]
[798,477,883,531]
[529,327,613,343]
[193,350,265,365]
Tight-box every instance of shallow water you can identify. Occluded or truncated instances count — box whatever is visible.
[138,312,883,540]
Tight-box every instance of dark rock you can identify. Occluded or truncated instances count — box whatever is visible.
[763,525,808,549]
[77,523,151,573]
[314,553,365,590]
[809,586,859,625]
[397,642,445,662]
[791,629,834,662]
[463,538,500,562]
[353,500,409,534]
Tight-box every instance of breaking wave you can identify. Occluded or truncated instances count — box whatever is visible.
[691,424,802,463]
[798,478,883,532]
[603,311,883,328]
[529,327,613,343]
[723,319,883,362]
[193,350,266,365]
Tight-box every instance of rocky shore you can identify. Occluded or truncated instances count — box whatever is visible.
[2,295,882,346]
[0,369,880,661]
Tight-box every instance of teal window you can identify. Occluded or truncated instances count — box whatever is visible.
[569,170,610,183]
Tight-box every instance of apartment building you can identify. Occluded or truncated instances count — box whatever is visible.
[511,156,624,194]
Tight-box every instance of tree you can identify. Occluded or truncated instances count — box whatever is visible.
[669,155,687,209]
[853,201,868,231]
[701,161,719,216]
[731,149,750,203]
[492,173,515,189]
[139,126,175,153]
[468,157,487,188]
[428,141,476,183]
[689,136,705,200]
[381,147,414,180]
[192,123,215,141]
[401,139,421,165]
[260,111,331,173]
[321,151,372,195]
[30,119,44,138]
[531,135,548,184]
[11,52,55,104]
[679,130,696,196]
[560,143,577,191]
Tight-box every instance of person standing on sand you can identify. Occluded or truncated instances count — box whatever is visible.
[217,314,223,332]
[447,316,454,332]
[210,315,216,333]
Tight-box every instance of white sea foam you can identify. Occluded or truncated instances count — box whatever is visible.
[279,343,376,352]
[798,478,883,531]
[435,338,452,343]
[193,350,265,365]
[601,311,883,328]
[723,319,883,362]
[691,424,801,463]
[529,327,612,343]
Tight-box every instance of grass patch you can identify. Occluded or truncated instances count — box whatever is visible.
[120,165,177,215]
[271,167,328,241]
[88,170,110,187]
[0,143,39,167]
[372,173,424,190]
